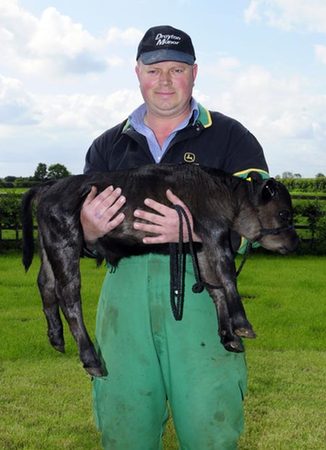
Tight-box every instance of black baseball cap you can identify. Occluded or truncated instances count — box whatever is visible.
[136,25,196,65]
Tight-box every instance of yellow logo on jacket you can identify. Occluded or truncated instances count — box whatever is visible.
[184,152,195,163]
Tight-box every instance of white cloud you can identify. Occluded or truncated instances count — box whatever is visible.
[0,2,145,176]
[0,1,324,178]
[215,64,322,137]
[242,0,326,174]
[198,62,326,176]
[0,2,104,75]
[106,27,143,45]
[36,89,142,132]
[201,56,241,77]
[0,79,143,176]
[28,7,99,57]
[0,1,141,77]
[27,7,108,74]
[245,0,326,33]
[1,54,325,177]
[0,75,40,125]
[106,56,125,67]
[0,81,141,133]
[315,44,326,64]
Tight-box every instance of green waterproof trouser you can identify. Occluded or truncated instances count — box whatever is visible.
[92,254,247,450]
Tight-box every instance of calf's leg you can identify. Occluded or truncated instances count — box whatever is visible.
[197,250,245,352]
[55,276,104,377]
[197,234,256,349]
[41,223,104,376]
[214,250,256,339]
[38,243,65,352]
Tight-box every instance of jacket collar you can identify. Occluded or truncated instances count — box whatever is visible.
[196,103,212,128]
[122,102,212,132]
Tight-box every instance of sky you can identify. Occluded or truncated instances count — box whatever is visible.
[0,0,326,178]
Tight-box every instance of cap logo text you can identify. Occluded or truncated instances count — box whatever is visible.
[155,33,181,47]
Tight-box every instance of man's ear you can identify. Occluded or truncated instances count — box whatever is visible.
[135,62,141,80]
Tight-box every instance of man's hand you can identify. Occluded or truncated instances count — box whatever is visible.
[81,186,126,243]
[133,189,200,244]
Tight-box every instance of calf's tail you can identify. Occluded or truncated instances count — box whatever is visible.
[21,187,39,271]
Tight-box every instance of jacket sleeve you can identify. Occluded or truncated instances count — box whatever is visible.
[84,139,108,174]
[221,119,269,176]
[83,120,127,174]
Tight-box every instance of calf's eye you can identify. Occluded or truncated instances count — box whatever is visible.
[279,210,291,222]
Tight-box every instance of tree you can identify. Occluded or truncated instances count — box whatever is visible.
[34,163,48,181]
[282,171,293,179]
[0,191,22,240]
[316,173,325,178]
[4,176,17,183]
[47,163,71,180]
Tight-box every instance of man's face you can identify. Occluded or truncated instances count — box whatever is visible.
[135,60,198,118]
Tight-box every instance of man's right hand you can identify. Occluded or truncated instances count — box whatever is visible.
[80,186,126,244]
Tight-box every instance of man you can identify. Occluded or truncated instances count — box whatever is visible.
[81,25,268,450]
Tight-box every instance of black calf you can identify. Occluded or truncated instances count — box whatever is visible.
[22,164,299,376]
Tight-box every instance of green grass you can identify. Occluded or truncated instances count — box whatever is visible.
[0,252,325,449]
[291,191,326,197]
[237,254,326,449]
[0,188,26,194]
[0,252,103,449]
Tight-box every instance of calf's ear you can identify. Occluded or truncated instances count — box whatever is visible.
[247,173,278,206]
[247,171,264,183]
[261,179,278,203]
[246,171,264,206]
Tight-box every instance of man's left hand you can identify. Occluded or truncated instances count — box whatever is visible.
[133,189,200,244]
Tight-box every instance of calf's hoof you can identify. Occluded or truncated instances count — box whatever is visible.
[48,332,65,353]
[222,337,245,353]
[52,343,65,353]
[234,327,256,339]
[84,364,106,377]
[81,347,107,377]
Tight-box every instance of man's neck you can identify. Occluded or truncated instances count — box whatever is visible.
[144,107,192,145]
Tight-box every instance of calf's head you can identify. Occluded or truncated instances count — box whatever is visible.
[244,175,299,254]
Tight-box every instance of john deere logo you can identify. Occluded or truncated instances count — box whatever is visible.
[184,152,195,163]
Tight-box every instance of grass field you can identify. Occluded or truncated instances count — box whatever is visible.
[0,252,325,449]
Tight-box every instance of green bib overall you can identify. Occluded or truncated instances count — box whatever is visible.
[92,254,247,450]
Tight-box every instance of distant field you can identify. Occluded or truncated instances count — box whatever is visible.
[0,252,326,449]
[292,191,326,198]
[0,188,26,194]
